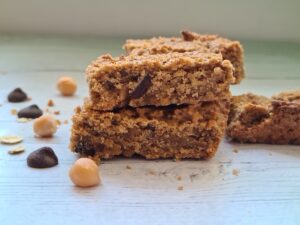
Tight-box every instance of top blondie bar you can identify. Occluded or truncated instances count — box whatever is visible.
[124,31,244,84]
[86,51,234,111]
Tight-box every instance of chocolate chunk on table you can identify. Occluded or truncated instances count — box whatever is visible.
[27,147,58,168]
[18,104,43,119]
[7,88,28,102]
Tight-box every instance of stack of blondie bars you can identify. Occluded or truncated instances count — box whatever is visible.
[70,31,244,160]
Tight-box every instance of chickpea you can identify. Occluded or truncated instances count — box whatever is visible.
[69,158,101,187]
[33,114,57,137]
[57,76,77,96]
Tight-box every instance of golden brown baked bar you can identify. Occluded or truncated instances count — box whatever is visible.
[227,91,300,144]
[70,99,230,160]
[86,52,234,111]
[124,31,244,84]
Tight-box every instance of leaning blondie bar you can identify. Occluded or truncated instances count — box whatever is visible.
[70,99,230,160]
[124,31,244,84]
[86,52,234,111]
[227,91,300,144]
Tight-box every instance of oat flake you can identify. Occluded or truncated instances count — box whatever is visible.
[0,135,23,144]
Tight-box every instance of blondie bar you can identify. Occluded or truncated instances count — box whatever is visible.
[86,52,234,111]
[227,91,300,144]
[124,31,244,84]
[70,99,229,160]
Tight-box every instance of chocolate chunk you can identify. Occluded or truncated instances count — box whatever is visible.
[130,74,152,99]
[181,31,197,41]
[17,104,43,119]
[7,88,28,102]
[111,119,119,125]
[27,147,58,168]
[145,124,156,131]
[103,81,116,91]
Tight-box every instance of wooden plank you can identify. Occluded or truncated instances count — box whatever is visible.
[0,35,300,225]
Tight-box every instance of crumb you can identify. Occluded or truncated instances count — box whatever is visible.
[232,169,240,176]
[176,175,182,181]
[45,108,50,113]
[54,111,60,115]
[158,171,168,176]
[11,109,17,115]
[177,186,184,191]
[189,173,198,182]
[147,169,156,175]
[218,164,225,174]
[27,97,32,101]
[56,119,61,125]
[47,99,54,107]
[63,120,68,124]
[126,165,132,170]
[233,148,239,153]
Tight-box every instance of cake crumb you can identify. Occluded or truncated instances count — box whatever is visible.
[63,120,69,124]
[126,165,132,170]
[158,171,167,176]
[189,173,198,182]
[11,109,17,115]
[54,111,60,115]
[47,99,54,107]
[233,148,239,153]
[176,175,182,181]
[232,169,240,176]
[147,169,156,175]
[177,186,184,191]
[56,119,61,125]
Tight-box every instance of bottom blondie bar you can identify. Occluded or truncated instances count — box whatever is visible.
[227,91,300,144]
[70,100,229,160]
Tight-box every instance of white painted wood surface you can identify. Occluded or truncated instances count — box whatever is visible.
[0,35,300,225]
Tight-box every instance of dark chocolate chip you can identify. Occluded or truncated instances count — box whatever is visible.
[181,31,197,41]
[130,74,152,99]
[103,81,116,91]
[129,75,139,82]
[7,88,28,102]
[27,147,58,168]
[145,124,156,131]
[111,119,119,125]
[17,104,43,119]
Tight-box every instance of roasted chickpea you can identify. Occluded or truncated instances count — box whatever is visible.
[33,114,57,137]
[69,158,101,187]
[57,76,77,96]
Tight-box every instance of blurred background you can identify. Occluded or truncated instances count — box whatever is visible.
[0,0,299,80]
[0,0,299,41]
